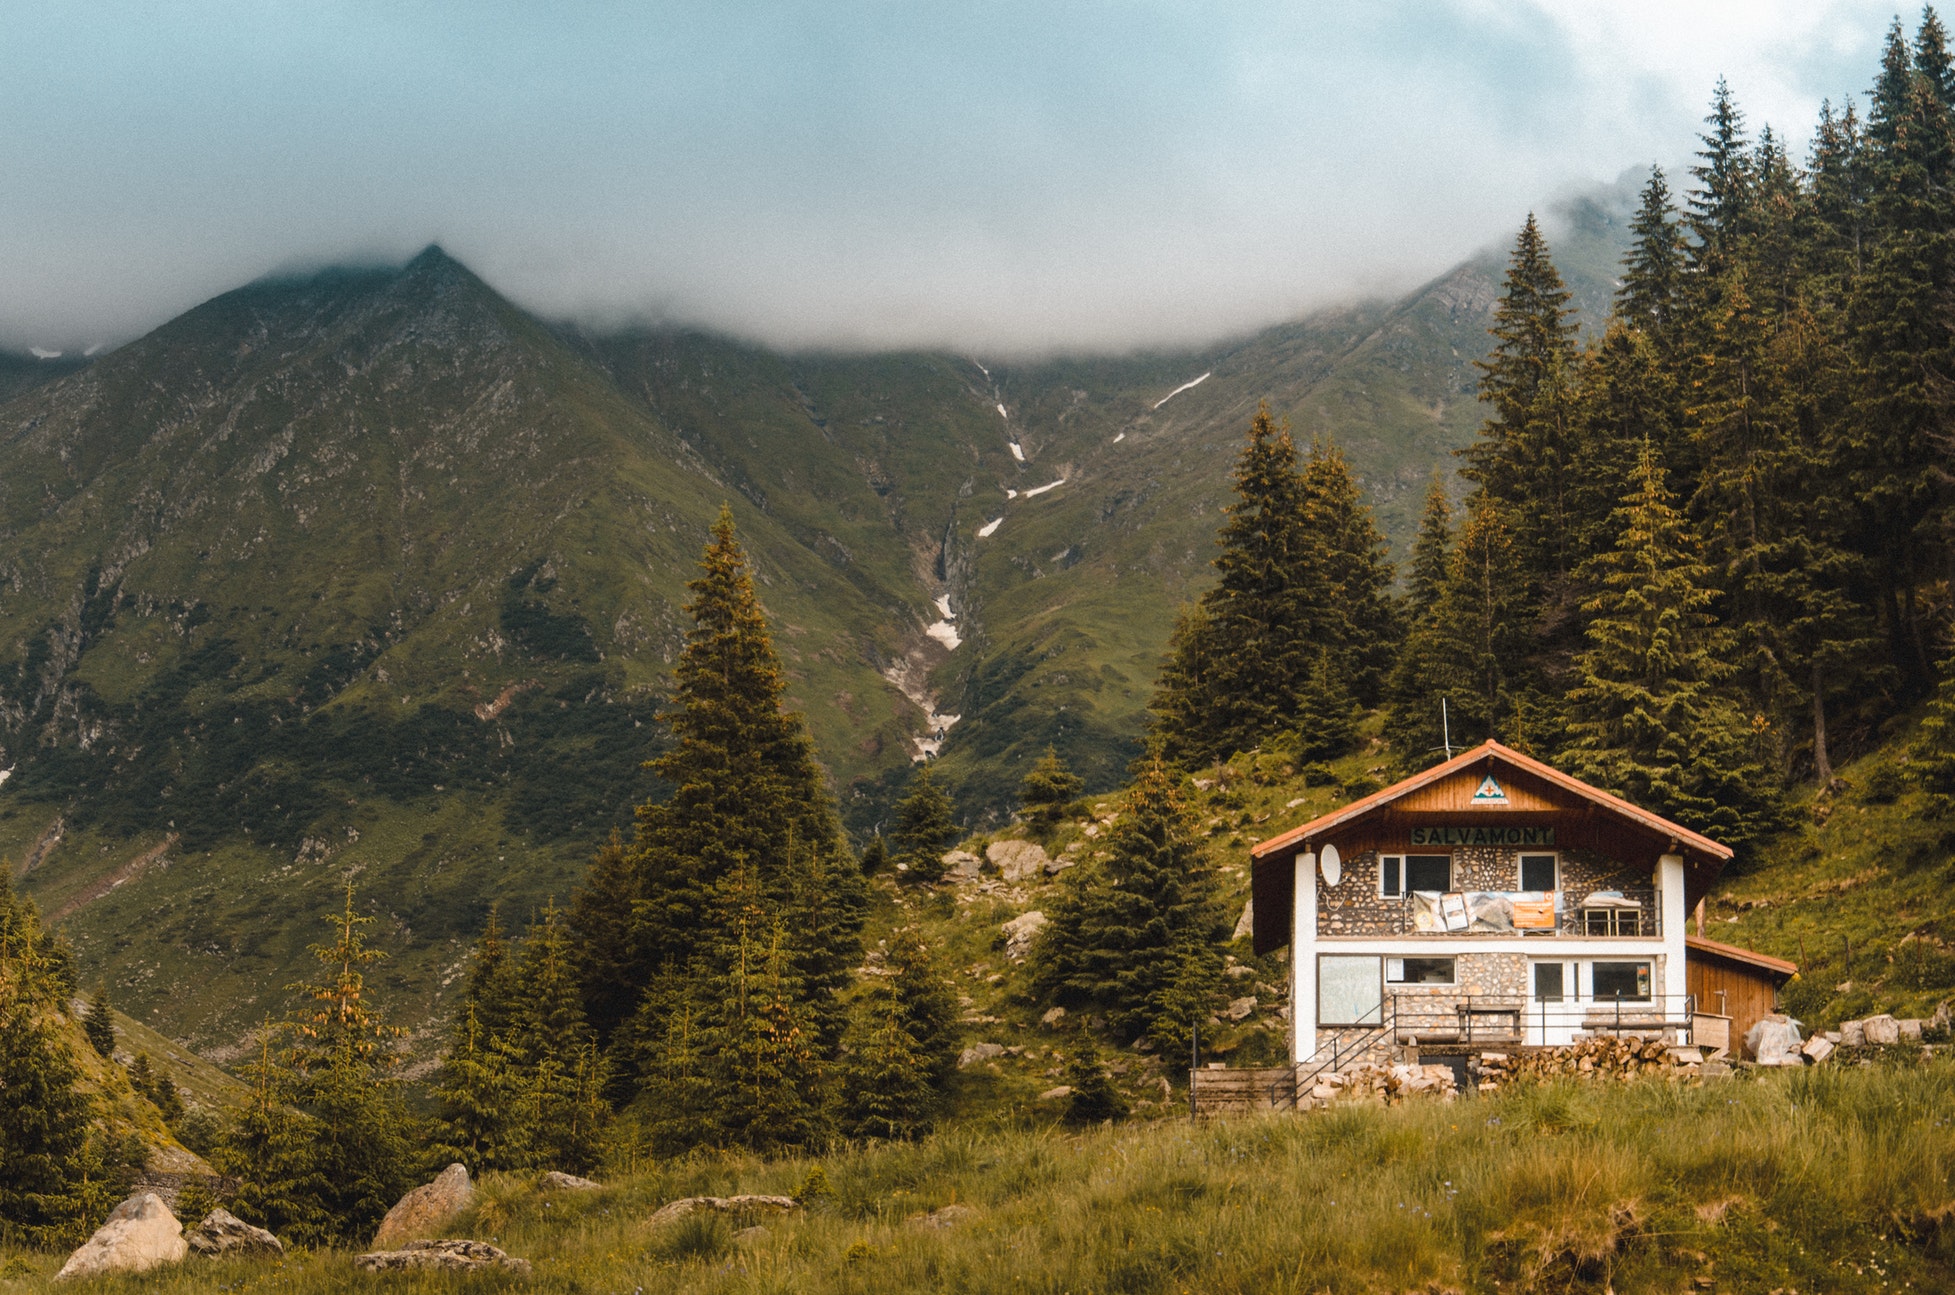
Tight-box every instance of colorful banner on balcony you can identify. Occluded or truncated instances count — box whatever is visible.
[1411,890,1560,933]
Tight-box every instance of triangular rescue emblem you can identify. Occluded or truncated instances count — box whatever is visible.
[1470,774,1509,805]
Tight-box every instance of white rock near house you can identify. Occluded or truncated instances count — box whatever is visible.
[1002,910,1047,960]
[1862,1014,1901,1046]
[54,1193,186,1282]
[986,839,1052,881]
[1232,900,1254,941]
[1224,996,1257,1022]
[1841,1019,1866,1047]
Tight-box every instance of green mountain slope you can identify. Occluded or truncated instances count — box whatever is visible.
[0,193,1631,1055]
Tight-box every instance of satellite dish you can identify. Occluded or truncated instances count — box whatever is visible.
[1320,843,1342,888]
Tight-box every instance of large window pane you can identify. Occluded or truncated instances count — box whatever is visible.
[1532,962,1564,1002]
[1319,955,1383,1025]
[1592,961,1651,1001]
[1405,855,1451,892]
[1520,853,1558,891]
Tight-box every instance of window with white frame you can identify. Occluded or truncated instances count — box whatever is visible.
[1318,955,1384,1025]
[1379,853,1452,896]
[1519,852,1559,892]
[1386,956,1456,986]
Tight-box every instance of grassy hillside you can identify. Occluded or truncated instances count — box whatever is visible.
[1705,727,1955,1029]
[0,188,1632,1057]
[3,1062,1951,1293]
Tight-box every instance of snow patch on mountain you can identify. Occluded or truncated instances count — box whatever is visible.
[1022,478,1066,498]
[1152,371,1211,409]
[978,517,1003,538]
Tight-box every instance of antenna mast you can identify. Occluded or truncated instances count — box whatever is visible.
[1441,697,1453,760]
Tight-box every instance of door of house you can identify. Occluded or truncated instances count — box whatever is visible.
[1527,960,1580,1045]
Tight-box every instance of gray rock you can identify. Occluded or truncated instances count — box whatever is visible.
[941,850,982,881]
[648,1195,797,1226]
[1862,1014,1901,1046]
[1232,900,1254,941]
[1040,1006,1067,1027]
[541,1171,601,1191]
[958,1041,1006,1068]
[53,1193,185,1282]
[1037,1085,1073,1101]
[1002,910,1047,960]
[372,1163,473,1248]
[186,1208,283,1258]
[1801,1036,1836,1064]
[1224,996,1257,1022]
[1899,1018,1924,1040]
[1841,1019,1866,1047]
[986,839,1051,882]
[355,1240,530,1274]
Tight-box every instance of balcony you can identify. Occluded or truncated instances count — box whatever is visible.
[1321,889,1665,938]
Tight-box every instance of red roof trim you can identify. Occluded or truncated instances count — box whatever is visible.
[1249,739,1733,862]
[1685,934,1798,977]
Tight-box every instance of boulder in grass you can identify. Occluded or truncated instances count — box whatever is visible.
[1841,1019,1866,1047]
[371,1162,474,1248]
[1801,1036,1836,1064]
[1001,910,1047,960]
[986,839,1051,882]
[186,1208,284,1258]
[53,1193,186,1282]
[541,1171,601,1191]
[355,1240,531,1274]
[1862,1014,1900,1046]
[941,850,983,882]
[647,1195,798,1226]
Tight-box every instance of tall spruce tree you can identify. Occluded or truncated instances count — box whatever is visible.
[506,904,608,1172]
[1019,747,1085,833]
[1462,214,1581,592]
[599,507,864,1152]
[1152,412,1391,764]
[840,927,959,1140]
[0,877,123,1249]
[1617,166,1687,338]
[1032,755,1225,1043]
[890,764,958,883]
[1406,475,1454,609]
[83,987,116,1059]
[1564,446,1779,848]
[276,885,418,1246]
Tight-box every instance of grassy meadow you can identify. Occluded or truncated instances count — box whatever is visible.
[6,1059,1953,1294]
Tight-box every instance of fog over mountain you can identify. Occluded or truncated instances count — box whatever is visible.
[0,1,1898,357]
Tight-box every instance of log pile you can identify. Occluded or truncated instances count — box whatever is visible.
[1301,1061,1458,1108]
[1472,1037,1702,1091]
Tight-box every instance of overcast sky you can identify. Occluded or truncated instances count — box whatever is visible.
[0,2,1911,357]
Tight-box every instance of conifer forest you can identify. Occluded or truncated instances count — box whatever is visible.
[8,9,1955,1294]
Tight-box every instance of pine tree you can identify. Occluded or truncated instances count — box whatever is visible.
[216,1023,332,1246]
[0,877,127,1248]
[1687,79,1755,277]
[839,928,958,1140]
[1032,756,1225,1043]
[890,764,957,882]
[858,834,889,875]
[598,507,864,1152]
[1617,166,1687,337]
[568,834,641,1049]
[1150,412,1393,764]
[1299,437,1396,705]
[1563,446,1780,848]
[508,903,608,1172]
[129,1053,185,1126]
[1567,321,1678,569]
[1406,475,1453,609]
[1463,214,1581,590]
[83,988,116,1059]
[1019,747,1085,832]
[276,885,418,1246]
[1061,1034,1128,1125]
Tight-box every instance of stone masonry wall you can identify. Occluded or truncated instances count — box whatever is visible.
[1317,846,1658,938]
